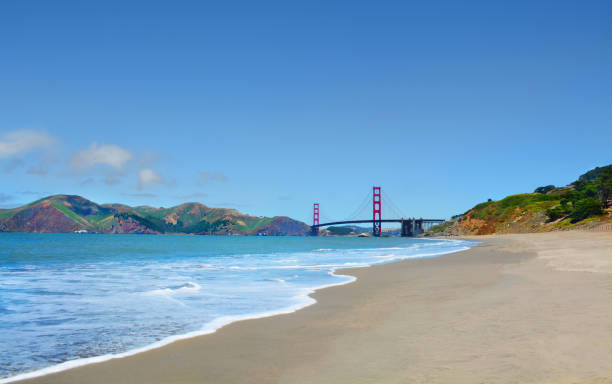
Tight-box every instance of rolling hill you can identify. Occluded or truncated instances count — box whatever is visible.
[0,195,310,235]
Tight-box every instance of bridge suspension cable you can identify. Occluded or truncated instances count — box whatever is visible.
[318,210,335,225]
[344,190,372,221]
[382,190,408,219]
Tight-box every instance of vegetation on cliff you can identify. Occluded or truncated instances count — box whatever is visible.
[0,195,310,235]
[429,164,612,235]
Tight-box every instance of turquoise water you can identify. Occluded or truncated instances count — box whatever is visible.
[0,233,473,381]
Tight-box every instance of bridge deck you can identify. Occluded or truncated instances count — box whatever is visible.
[313,219,445,228]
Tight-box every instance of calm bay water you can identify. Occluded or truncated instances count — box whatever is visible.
[0,233,473,381]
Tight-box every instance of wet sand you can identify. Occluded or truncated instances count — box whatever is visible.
[16,232,612,384]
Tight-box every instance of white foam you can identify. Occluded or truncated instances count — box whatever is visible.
[227,263,366,271]
[0,271,357,384]
[275,258,298,263]
[264,278,286,283]
[143,282,201,296]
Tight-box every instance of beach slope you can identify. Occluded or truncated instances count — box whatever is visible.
[17,232,612,384]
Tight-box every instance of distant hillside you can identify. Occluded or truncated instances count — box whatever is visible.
[0,195,310,236]
[325,225,371,236]
[429,164,612,236]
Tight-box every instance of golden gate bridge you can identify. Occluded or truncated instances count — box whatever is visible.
[311,186,445,237]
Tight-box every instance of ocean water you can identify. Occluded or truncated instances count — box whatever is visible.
[0,233,473,382]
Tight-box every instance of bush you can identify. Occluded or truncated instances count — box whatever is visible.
[546,206,568,221]
[534,185,556,194]
[578,165,612,182]
[327,226,353,235]
[569,198,603,223]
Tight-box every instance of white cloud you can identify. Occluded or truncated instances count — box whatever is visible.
[197,171,228,185]
[138,168,163,190]
[0,130,56,158]
[70,142,132,171]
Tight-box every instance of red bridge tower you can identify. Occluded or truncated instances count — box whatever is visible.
[373,186,382,237]
[312,203,319,235]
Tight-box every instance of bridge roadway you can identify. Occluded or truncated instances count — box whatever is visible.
[313,219,444,227]
[311,218,446,237]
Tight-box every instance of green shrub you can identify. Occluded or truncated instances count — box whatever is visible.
[546,206,566,221]
[534,185,555,194]
[327,226,353,235]
[569,198,603,223]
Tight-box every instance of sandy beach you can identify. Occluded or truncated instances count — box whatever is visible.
[15,231,612,384]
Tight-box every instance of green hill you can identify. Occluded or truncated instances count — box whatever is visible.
[0,195,309,235]
[429,164,612,235]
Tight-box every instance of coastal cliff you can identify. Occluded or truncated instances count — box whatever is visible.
[429,164,612,236]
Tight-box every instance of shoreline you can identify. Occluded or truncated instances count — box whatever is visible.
[10,232,612,383]
[0,274,357,384]
[1,239,472,384]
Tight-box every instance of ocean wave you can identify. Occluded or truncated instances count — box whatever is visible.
[227,263,367,271]
[0,270,360,384]
[143,282,201,296]
[262,278,286,283]
[274,258,298,263]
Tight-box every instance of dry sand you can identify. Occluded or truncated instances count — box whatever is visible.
[16,231,612,384]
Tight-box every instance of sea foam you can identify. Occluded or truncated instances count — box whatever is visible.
[144,282,202,296]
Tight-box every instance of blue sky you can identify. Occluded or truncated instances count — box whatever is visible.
[1,0,610,224]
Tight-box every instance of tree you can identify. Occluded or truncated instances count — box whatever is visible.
[595,169,612,209]
[534,185,555,194]
[546,206,566,221]
[569,198,603,223]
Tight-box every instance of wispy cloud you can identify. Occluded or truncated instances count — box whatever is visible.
[104,174,121,185]
[3,158,24,173]
[174,192,208,200]
[80,177,94,186]
[0,130,56,158]
[0,131,58,176]
[0,193,13,203]
[278,195,292,201]
[26,162,49,176]
[211,202,252,208]
[21,190,44,195]
[122,192,157,198]
[197,171,228,185]
[69,143,132,172]
[138,168,164,190]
